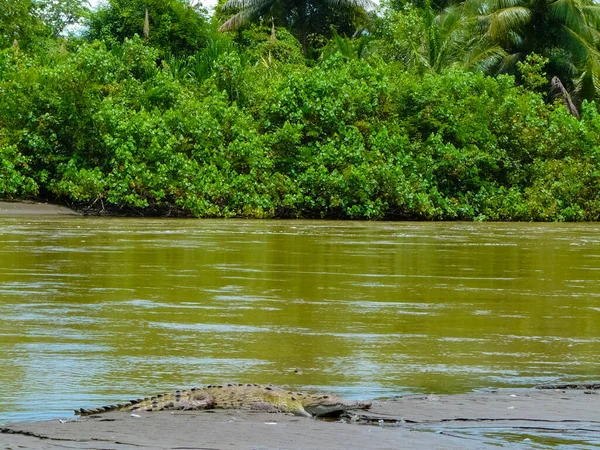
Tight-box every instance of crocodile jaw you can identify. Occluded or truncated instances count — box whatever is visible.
[304,400,372,418]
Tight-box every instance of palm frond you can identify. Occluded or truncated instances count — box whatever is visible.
[550,0,591,36]
[321,0,376,11]
[495,51,523,74]
[464,41,508,71]
[575,65,600,100]
[219,6,264,31]
[463,0,524,16]
[581,5,600,29]
[432,15,472,70]
[221,0,273,12]
[487,7,531,41]
[559,23,600,66]
[434,6,467,33]
[490,0,526,9]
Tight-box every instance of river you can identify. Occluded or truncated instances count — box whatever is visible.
[1,218,599,423]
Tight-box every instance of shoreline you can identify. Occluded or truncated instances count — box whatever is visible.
[2,389,599,449]
[0,200,79,216]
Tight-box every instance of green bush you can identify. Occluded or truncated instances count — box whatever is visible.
[85,0,211,57]
[1,35,599,221]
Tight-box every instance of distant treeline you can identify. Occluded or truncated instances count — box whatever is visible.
[1,0,600,220]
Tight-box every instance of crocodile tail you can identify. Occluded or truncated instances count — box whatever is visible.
[75,401,137,416]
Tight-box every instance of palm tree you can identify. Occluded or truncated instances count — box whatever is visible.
[377,1,506,74]
[218,0,374,56]
[462,0,600,102]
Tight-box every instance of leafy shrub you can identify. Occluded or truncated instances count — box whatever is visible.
[86,0,211,57]
[1,35,599,221]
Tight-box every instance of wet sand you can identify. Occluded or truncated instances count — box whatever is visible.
[0,200,79,216]
[2,389,599,449]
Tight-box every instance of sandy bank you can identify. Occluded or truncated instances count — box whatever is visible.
[0,200,79,216]
[2,389,599,449]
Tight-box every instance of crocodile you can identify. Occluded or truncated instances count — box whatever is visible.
[75,383,372,418]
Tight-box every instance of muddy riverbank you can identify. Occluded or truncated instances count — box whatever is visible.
[2,389,599,449]
[0,200,78,216]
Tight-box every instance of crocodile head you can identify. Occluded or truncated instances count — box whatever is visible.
[302,396,372,418]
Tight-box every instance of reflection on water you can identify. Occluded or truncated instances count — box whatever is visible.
[0,219,599,423]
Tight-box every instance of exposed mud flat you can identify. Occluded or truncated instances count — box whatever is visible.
[2,389,599,449]
[0,201,78,216]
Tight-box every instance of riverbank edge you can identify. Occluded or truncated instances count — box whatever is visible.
[0,200,80,216]
[0,199,199,217]
[1,388,599,449]
[4,198,600,221]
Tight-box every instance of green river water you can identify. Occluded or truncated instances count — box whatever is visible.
[1,218,599,423]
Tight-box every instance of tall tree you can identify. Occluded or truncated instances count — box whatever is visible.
[34,0,86,38]
[86,0,211,56]
[218,0,374,56]
[375,0,505,73]
[0,0,48,49]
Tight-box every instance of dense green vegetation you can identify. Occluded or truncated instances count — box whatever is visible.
[1,0,600,220]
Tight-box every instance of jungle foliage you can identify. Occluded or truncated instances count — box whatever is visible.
[1,0,600,221]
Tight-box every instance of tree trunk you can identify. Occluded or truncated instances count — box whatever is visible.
[298,0,308,57]
[550,76,579,119]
